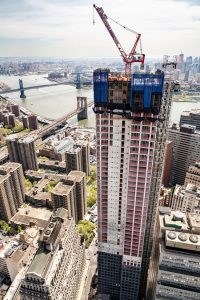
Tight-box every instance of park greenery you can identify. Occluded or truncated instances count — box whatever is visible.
[24,178,33,191]
[1,122,31,136]
[38,156,49,161]
[77,220,96,248]
[45,180,59,192]
[24,178,38,191]
[0,220,22,235]
[0,220,11,233]
[86,165,97,208]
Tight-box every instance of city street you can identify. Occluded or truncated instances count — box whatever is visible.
[78,236,97,300]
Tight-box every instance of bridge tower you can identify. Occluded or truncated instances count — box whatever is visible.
[77,97,88,120]
[76,73,82,89]
[19,79,26,98]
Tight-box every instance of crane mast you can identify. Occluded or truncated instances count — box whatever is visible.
[93,4,145,74]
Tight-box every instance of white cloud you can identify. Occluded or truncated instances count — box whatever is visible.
[0,0,199,57]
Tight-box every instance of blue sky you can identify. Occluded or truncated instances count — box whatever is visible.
[0,0,200,57]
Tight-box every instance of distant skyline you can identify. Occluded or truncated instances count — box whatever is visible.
[0,0,200,58]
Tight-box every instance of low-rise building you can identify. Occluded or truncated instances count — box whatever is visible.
[10,205,52,230]
[171,183,200,214]
[184,161,200,187]
[0,227,40,300]
[159,185,173,207]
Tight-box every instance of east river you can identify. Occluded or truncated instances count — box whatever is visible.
[0,74,199,127]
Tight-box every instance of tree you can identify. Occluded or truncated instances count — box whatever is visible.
[45,180,58,192]
[24,178,32,191]
[87,183,97,208]
[17,225,23,233]
[0,220,11,233]
[77,220,96,248]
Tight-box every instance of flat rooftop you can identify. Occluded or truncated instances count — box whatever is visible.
[10,205,52,229]
[51,182,73,196]
[68,170,85,181]
[0,162,21,174]
[159,208,189,231]
[181,109,200,116]
[165,230,200,252]
[188,214,200,233]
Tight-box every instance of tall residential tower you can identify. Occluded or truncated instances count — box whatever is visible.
[94,69,173,299]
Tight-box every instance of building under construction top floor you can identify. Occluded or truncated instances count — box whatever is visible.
[93,69,165,116]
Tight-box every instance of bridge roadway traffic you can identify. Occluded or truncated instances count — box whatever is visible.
[31,99,94,141]
[0,100,93,164]
[0,81,74,94]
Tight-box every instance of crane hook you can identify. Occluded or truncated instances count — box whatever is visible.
[93,5,95,25]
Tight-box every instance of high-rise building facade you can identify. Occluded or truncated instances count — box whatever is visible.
[162,140,174,187]
[51,171,86,223]
[68,170,87,221]
[94,69,173,299]
[0,162,25,221]
[168,124,200,186]
[22,115,39,130]
[66,142,90,176]
[7,135,38,171]
[180,109,200,131]
[152,208,200,300]
[51,182,76,218]
[76,141,90,176]
[65,147,82,174]
[20,208,85,300]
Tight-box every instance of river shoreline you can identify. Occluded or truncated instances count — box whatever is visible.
[0,74,199,125]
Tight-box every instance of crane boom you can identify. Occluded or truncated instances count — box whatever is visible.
[93,4,145,74]
[93,4,127,61]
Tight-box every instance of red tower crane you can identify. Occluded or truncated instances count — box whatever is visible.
[93,4,145,74]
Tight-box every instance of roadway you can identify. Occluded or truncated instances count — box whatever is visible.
[31,99,94,140]
[0,81,73,94]
[78,235,97,300]
[1,81,92,94]
[0,99,94,163]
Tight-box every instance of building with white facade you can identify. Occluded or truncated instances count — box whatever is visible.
[185,161,200,187]
[171,183,200,214]
[20,208,85,300]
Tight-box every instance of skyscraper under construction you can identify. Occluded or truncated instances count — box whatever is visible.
[94,69,174,299]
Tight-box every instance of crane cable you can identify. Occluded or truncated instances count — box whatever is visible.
[93,5,142,53]
[93,5,139,36]
[107,16,139,36]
